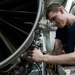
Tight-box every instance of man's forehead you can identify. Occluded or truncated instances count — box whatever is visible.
[49,12,56,20]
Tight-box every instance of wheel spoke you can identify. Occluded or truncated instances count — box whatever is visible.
[0,31,16,53]
[0,10,36,17]
[0,18,29,35]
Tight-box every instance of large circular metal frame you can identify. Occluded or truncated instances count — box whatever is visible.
[0,0,43,69]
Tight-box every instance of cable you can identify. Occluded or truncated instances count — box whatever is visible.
[34,62,42,75]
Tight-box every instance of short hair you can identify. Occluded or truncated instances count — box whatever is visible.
[46,3,62,19]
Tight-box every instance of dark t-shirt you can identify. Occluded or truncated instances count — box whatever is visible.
[55,22,75,53]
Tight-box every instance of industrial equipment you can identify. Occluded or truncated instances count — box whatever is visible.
[0,0,75,75]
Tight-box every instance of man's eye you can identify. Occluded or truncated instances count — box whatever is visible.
[50,16,57,22]
[52,17,56,20]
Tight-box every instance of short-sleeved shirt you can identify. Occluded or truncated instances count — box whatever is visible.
[55,22,75,53]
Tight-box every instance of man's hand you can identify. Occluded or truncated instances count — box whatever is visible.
[26,48,44,62]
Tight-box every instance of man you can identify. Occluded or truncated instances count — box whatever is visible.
[27,3,75,65]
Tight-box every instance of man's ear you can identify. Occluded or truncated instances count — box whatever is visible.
[58,7,64,14]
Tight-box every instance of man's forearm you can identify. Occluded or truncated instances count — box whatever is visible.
[42,52,75,65]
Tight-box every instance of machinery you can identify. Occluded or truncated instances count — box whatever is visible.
[0,0,75,75]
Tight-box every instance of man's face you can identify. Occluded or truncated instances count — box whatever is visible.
[48,11,66,28]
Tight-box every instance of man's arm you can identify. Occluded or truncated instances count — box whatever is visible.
[42,52,75,65]
[27,48,75,65]
[51,39,65,55]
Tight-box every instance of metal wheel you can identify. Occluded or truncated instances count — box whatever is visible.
[0,0,43,69]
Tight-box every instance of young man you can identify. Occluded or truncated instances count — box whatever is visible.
[27,3,75,65]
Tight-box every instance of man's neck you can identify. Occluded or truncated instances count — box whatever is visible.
[66,15,75,27]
